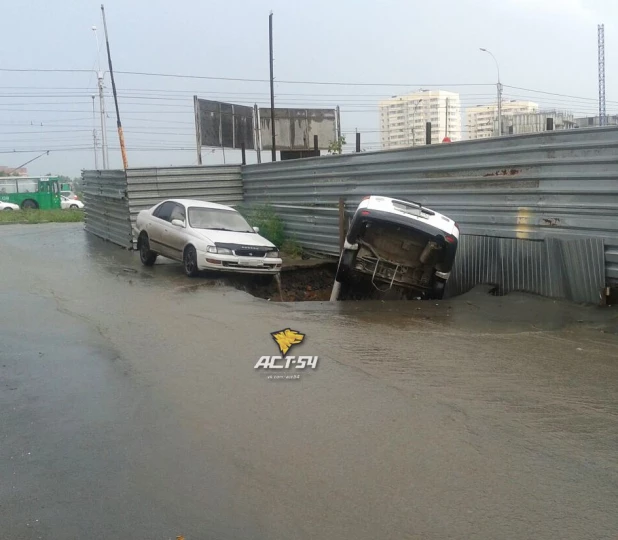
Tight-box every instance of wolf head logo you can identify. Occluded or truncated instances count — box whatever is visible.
[271,328,305,355]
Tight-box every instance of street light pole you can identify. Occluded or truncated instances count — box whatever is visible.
[480,48,502,136]
[93,25,108,168]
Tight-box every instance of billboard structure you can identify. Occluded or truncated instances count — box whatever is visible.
[259,108,338,151]
[194,98,255,153]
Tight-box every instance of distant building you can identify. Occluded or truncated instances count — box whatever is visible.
[574,115,618,128]
[379,90,462,149]
[0,166,28,176]
[499,111,576,135]
[466,101,538,139]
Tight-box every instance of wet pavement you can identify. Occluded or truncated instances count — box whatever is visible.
[1,223,618,540]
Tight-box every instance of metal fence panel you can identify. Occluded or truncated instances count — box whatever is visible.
[445,235,605,303]
[82,169,132,248]
[126,165,243,241]
[243,127,618,301]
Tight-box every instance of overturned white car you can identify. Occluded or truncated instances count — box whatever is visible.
[331,196,459,300]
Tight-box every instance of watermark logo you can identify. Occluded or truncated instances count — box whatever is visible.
[255,328,319,379]
[271,328,305,355]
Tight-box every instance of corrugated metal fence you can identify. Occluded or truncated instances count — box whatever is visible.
[83,169,132,248]
[83,165,243,247]
[243,127,618,302]
[126,166,243,242]
[83,128,618,302]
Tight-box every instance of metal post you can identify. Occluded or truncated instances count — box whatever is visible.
[480,48,502,136]
[193,95,202,165]
[91,95,99,169]
[241,143,246,165]
[253,103,261,164]
[338,198,346,252]
[101,4,128,169]
[93,25,108,169]
[268,12,276,161]
[356,131,361,152]
[336,105,342,141]
[598,24,606,126]
[97,73,108,169]
[426,122,432,145]
[313,135,318,152]
[546,117,554,131]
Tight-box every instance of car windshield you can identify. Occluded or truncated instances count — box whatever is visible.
[188,207,253,232]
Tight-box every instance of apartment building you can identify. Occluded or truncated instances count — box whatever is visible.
[379,90,462,149]
[466,101,538,139]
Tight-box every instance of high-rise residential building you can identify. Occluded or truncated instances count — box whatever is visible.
[466,101,538,139]
[379,90,462,149]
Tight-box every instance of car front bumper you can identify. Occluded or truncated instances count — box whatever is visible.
[197,250,282,274]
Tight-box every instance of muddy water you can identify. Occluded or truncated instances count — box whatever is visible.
[1,223,618,540]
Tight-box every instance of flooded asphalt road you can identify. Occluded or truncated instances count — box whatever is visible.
[1,223,618,540]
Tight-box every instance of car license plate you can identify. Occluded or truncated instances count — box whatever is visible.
[241,258,264,267]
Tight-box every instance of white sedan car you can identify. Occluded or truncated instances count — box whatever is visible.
[61,196,84,210]
[0,201,20,211]
[135,199,283,277]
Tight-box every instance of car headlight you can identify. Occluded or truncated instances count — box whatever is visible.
[266,250,280,258]
[207,246,233,255]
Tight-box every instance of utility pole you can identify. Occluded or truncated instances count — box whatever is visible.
[93,25,108,169]
[598,24,606,126]
[193,96,202,165]
[101,4,128,170]
[336,105,342,142]
[254,103,262,164]
[269,12,276,161]
[91,95,99,169]
[480,48,502,136]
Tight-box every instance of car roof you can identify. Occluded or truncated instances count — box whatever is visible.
[162,199,236,211]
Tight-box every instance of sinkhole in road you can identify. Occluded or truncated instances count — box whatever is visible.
[229,262,338,302]
[228,261,452,302]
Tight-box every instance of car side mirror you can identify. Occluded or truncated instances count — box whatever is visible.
[171,219,185,227]
[253,226,260,233]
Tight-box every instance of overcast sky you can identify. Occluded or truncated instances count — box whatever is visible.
[1,0,617,177]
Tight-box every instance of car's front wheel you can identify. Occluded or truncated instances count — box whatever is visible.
[3,207,13,211]
[70,204,79,209]
[183,245,199,277]
[138,233,157,266]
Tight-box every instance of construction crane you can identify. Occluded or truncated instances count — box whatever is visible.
[598,24,606,126]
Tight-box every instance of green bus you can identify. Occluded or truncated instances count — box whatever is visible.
[0,176,61,209]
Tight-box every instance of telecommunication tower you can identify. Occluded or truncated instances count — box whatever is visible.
[598,24,606,126]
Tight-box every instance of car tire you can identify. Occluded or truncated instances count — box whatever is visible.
[138,233,157,266]
[183,245,199,278]
[21,199,38,210]
[70,204,79,209]
[430,277,447,300]
[3,207,13,211]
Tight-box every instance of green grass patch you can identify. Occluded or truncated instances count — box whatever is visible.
[0,209,84,225]
[280,238,303,259]
[237,204,286,248]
